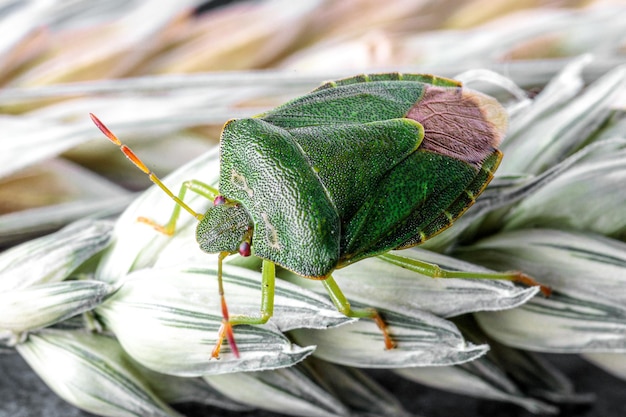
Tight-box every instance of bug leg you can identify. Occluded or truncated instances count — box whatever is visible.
[380,253,552,297]
[229,260,276,326]
[211,259,277,358]
[137,180,219,235]
[212,252,239,358]
[322,275,396,350]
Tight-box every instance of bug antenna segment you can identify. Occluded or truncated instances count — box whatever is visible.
[89,113,122,146]
[90,113,155,175]
[90,113,121,145]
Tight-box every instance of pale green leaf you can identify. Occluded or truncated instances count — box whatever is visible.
[397,315,590,413]
[290,308,488,368]
[503,54,590,152]
[503,140,626,238]
[132,364,252,412]
[306,359,412,417]
[16,330,182,417]
[499,64,626,175]
[0,280,113,332]
[0,219,114,292]
[396,363,557,414]
[457,229,626,304]
[204,365,349,417]
[590,110,626,143]
[459,229,626,352]
[475,294,626,353]
[458,315,591,405]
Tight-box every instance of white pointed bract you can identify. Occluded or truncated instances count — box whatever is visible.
[16,331,182,417]
[0,280,113,332]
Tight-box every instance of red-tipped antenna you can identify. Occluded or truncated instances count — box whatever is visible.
[89,113,203,222]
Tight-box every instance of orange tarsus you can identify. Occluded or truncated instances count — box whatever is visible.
[211,323,240,359]
[369,309,396,350]
[539,285,552,298]
[211,325,225,358]
[211,321,239,359]
[515,272,552,297]
[136,216,175,236]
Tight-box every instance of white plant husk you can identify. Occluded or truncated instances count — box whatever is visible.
[0,6,625,413]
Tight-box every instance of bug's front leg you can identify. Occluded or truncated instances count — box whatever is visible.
[322,275,396,350]
[211,259,276,358]
[138,179,219,235]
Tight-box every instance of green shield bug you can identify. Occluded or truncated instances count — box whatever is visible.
[91,72,547,358]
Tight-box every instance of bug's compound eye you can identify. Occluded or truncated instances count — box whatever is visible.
[238,241,251,257]
[213,195,226,206]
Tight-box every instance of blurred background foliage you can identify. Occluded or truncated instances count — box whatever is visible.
[1,0,624,241]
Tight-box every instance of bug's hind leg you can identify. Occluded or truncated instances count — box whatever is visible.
[138,179,219,235]
[379,252,551,296]
[212,259,276,359]
[322,275,396,350]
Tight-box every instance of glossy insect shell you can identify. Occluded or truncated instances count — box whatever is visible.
[198,73,507,278]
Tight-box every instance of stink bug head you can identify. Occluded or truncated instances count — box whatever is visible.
[196,203,253,256]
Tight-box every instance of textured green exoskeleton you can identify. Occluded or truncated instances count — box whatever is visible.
[92,73,522,359]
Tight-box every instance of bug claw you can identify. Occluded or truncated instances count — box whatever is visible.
[514,272,552,297]
[367,308,396,350]
[377,322,397,351]
[211,326,225,359]
[211,321,240,359]
[538,284,552,297]
[136,216,175,235]
[514,272,552,298]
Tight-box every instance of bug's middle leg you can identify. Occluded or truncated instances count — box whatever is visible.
[322,275,396,350]
[138,179,219,235]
